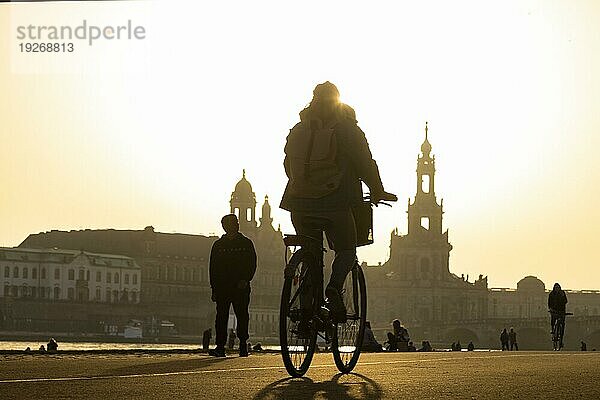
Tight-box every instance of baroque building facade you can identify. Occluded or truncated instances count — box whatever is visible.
[7,157,600,342]
[229,170,286,337]
[364,123,489,330]
[490,275,600,319]
[1,247,141,303]
[16,170,284,338]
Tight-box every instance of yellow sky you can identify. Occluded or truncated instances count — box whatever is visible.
[1,1,600,289]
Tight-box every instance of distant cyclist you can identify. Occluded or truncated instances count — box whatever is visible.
[548,282,568,334]
[279,81,397,322]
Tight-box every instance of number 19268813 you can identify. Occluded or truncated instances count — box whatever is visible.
[19,43,74,53]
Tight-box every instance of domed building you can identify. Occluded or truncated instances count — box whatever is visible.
[228,170,285,337]
[517,276,545,293]
[230,169,257,232]
[490,275,600,320]
[504,275,547,318]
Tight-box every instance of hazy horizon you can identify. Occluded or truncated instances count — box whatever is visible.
[2,1,600,290]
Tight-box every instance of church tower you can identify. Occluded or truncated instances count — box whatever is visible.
[259,195,274,230]
[408,122,444,236]
[388,122,452,283]
[366,124,488,324]
[230,169,257,234]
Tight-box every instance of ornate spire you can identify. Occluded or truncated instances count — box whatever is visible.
[421,121,432,156]
[259,194,273,228]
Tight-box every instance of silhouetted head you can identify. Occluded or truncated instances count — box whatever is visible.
[387,332,394,340]
[308,81,340,121]
[221,214,239,235]
[392,319,401,330]
[510,327,514,332]
[553,283,561,291]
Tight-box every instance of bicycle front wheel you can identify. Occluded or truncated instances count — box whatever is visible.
[279,249,318,377]
[332,262,367,374]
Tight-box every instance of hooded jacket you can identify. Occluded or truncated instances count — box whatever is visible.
[548,289,568,313]
[280,104,385,212]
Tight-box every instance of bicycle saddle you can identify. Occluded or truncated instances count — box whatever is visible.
[283,234,321,247]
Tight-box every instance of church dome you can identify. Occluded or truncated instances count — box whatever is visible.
[231,169,256,206]
[234,169,253,195]
[517,276,545,292]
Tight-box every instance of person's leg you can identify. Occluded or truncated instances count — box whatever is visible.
[215,296,232,349]
[323,209,357,291]
[320,209,357,321]
[559,316,565,348]
[232,288,250,346]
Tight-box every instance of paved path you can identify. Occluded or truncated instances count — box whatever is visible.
[1,351,598,399]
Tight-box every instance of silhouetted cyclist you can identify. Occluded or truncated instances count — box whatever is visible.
[280,81,397,323]
[548,282,568,335]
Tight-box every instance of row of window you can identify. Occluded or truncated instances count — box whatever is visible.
[3,266,138,284]
[3,284,138,303]
[151,266,206,282]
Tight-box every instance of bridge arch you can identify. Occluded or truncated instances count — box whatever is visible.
[583,329,600,350]
[444,327,479,345]
[517,327,547,350]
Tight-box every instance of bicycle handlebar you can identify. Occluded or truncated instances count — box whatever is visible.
[363,194,396,207]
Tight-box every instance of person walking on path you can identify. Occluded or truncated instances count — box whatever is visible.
[208,214,257,357]
[500,328,509,351]
[509,328,518,351]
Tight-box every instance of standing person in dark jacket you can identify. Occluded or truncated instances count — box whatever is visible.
[500,328,509,351]
[548,282,568,334]
[509,327,518,351]
[208,214,257,357]
[280,81,397,322]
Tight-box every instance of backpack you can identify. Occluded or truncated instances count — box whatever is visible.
[284,119,342,199]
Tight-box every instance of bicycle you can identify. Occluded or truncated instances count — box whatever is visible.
[549,310,573,351]
[279,198,390,377]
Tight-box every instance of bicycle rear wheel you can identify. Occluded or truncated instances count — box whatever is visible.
[332,262,367,374]
[279,249,318,377]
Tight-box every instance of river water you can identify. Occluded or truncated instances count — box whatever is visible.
[0,341,203,351]
[0,341,288,351]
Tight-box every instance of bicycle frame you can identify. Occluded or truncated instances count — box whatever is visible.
[549,310,572,350]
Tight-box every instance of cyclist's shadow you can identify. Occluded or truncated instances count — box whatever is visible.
[252,373,383,400]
